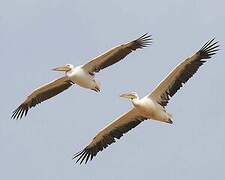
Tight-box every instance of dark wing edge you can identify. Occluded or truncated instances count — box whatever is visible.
[150,38,219,107]
[82,33,152,73]
[11,77,73,120]
[73,113,146,164]
[98,33,153,70]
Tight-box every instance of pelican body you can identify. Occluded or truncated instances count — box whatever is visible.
[54,64,100,92]
[126,93,172,124]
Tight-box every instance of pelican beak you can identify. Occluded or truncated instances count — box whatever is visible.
[52,65,71,72]
[120,93,131,100]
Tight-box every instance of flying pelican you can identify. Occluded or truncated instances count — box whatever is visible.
[11,33,152,119]
[73,38,219,164]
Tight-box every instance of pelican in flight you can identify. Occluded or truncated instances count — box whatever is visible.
[11,33,152,119]
[73,38,219,164]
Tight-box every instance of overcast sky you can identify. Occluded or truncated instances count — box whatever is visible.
[1,0,225,179]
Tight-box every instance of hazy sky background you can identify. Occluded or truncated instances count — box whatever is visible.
[1,0,225,179]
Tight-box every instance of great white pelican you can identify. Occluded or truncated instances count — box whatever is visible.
[73,38,219,164]
[11,33,152,119]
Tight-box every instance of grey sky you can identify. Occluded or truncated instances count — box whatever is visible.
[1,0,225,179]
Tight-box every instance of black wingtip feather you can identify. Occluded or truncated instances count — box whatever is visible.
[85,153,91,164]
[199,38,219,59]
[72,150,84,159]
[75,150,86,163]
[137,33,153,48]
[73,148,93,165]
[11,104,29,120]
[200,38,215,50]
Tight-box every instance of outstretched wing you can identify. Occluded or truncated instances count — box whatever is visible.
[73,108,146,164]
[149,38,219,107]
[11,77,73,119]
[82,33,152,74]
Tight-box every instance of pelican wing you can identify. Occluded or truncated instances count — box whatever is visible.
[149,38,219,107]
[82,33,152,73]
[12,77,72,119]
[73,108,146,164]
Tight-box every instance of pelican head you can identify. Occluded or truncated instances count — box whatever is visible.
[120,92,139,100]
[52,64,74,72]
